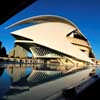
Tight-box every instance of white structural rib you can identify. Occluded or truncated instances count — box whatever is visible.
[11,22,92,63]
[7,15,76,29]
[7,15,88,41]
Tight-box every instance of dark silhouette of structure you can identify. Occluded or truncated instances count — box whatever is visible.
[0,0,37,24]
[0,41,7,57]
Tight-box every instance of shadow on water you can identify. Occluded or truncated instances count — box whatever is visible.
[6,87,29,96]
[0,67,5,77]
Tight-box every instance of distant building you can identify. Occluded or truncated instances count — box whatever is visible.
[8,15,95,68]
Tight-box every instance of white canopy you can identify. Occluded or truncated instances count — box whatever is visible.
[11,22,92,63]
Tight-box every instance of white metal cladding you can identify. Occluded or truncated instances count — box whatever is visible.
[11,21,92,63]
[7,15,88,42]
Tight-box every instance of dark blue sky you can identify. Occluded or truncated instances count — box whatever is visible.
[0,0,100,59]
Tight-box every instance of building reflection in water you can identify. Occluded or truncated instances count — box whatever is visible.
[4,64,63,98]
[6,64,29,83]
[0,63,93,100]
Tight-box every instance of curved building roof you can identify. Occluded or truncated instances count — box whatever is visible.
[7,15,88,41]
[8,15,93,63]
[7,15,76,28]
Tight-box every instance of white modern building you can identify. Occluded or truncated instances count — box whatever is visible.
[8,15,95,68]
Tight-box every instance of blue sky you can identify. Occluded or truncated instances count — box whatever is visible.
[0,0,100,59]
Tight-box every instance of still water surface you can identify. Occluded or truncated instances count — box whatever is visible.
[0,64,100,100]
[0,64,64,100]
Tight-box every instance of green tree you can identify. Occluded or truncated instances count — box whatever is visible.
[1,47,7,57]
[0,41,2,48]
[0,41,2,56]
[0,41,7,57]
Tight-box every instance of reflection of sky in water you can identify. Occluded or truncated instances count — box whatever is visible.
[0,69,11,97]
[0,65,63,99]
[96,67,100,77]
[0,66,33,99]
[0,64,98,100]
[25,67,32,75]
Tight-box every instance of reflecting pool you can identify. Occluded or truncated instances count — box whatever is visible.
[0,64,64,100]
[0,64,99,100]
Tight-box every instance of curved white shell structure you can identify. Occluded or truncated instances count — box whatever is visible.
[8,15,94,63]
